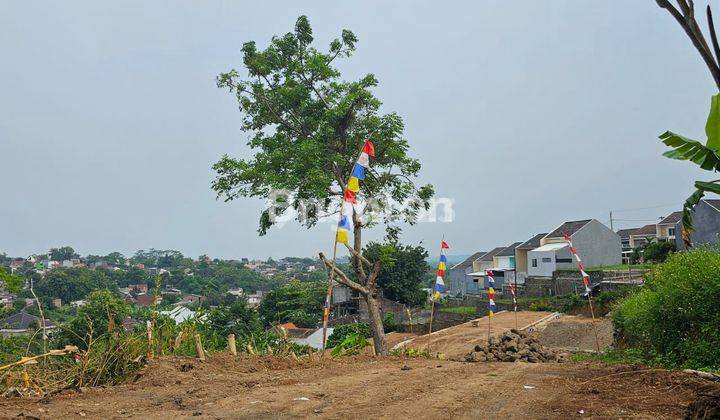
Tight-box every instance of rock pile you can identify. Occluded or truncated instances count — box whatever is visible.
[464,329,567,363]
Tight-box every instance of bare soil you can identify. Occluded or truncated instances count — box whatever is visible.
[1,312,715,419]
[534,315,614,352]
[1,354,718,419]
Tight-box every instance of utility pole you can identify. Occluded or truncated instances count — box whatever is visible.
[610,211,614,231]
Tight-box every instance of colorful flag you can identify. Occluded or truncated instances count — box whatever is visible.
[334,140,375,246]
[487,270,496,316]
[433,240,449,301]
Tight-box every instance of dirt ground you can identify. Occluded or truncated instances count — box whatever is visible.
[1,354,718,419]
[1,312,714,419]
[534,314,614,352]
[390,310,555,359]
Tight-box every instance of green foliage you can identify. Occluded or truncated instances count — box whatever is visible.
[612,248,720,370]
[439,306,476,316]
[213,15,433,235]
[641,241,675,263]
[389,346,431,358]
[49,246,79,261]
[529,300,554,312]
[34,267,117,303]
[205,300,261,337]
[382,312,398,333]
[327,322,371,348]
[0,267,24,293]
[330,332,369,357]
[258,280,325,328]
[660,95,720,236]
[54,290,131,349]
[363,241,428,307]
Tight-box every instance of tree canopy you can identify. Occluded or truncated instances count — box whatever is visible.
[363,241,429,307]
[49,246,79,261]
[213,15,433,235]
[258,280,325,328]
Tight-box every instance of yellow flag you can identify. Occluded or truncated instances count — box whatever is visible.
[347,177,360,192]
[336,229,349,244]
[438,262,446,271]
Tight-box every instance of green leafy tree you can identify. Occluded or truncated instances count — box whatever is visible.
[0,267,24,294]
[34,267,117,303]
[205,300,261,337]
[258,280,325,328]
[657,2,720,245]
[213,16,433,354]
[641,241,675,263]
[363,241,428,307]
[48,246,79,261]
[55,290,130,349]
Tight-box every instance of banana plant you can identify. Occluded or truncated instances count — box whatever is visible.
[660,94,720,245]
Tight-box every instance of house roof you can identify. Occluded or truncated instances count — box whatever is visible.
[616,228,639,240]
[516,233,547,250]
[703,199,720,212]
[0,312,55,330]
[658,211,682,225]
[631,224,657,236]
[449,251,487,270]
[476,247,507,262]
[545,220,592,239]
[532,242,569,252]
[496,242,523,257]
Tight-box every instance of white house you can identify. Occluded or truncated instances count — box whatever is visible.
[527,219,621,277]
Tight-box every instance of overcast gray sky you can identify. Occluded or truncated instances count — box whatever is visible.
[0,1,715,259]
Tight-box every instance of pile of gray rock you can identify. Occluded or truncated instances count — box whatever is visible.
[464,329,568,363]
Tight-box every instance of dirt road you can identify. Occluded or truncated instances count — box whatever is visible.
[1,354,717,419]
[391,310,556,358]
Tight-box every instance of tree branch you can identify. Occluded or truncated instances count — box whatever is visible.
[657,0,720,90]
[342,242,373,270]
[707,6,720,67]
[318,252,369,295]
[366,261,382,290]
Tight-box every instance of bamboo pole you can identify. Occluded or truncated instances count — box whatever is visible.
[146,321,153,360]
[194,334,205,362]
[228,334,237,356]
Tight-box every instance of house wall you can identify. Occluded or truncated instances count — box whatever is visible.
[515,248,529,273]
[569,220,621,268]
[676,201,720,250]
[527,249,558,277]
[656,224,676,240]
[493,255,515,269]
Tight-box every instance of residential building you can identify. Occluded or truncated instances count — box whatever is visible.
[469,244,519,293]
[616,228,639,263]
[675,198,720,250]
[515,233,547,284]
[160,306,198,324]
[0,312,56,336]
[629,224,657,248]
[128,283,149,294]
[527,219,621,277]
[465,247,505,294]
[657,211,682,242]
[446,251,486,296]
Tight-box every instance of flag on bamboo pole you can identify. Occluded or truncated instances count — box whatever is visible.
[335,140,374,245]
[509,283,517,312]
[487,270,496,316]
[433,240,450,301]
[564,233,591,293]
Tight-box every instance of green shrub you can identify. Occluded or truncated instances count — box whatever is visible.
[529,299,554,312]
[642,241,675,263]
[383,312,398,333]
[327,323,370,348]
[612,248,720,370]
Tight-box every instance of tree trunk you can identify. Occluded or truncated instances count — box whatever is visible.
[364,290,386,355]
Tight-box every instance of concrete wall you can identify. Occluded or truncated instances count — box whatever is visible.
[515,248,529,274]
[570,219,621,268]
[676,201,720,250]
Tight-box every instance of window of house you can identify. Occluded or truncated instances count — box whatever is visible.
[542,257,552,263]
[531,259,537,267]
[668,228,675,236]
[555,258,572,263]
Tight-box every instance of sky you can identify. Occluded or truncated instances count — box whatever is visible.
[0,1,716,260]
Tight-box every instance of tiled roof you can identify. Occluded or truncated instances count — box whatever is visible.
[450,251,487,270]
[546,220,592,239]
[496,242,523,257]
[477,247,507,262]
[658,211,682,225]
[516,233,547,250]
[631,224,657,236]
[703,199,720,212]
[616,228,639,240]
[0,312,55,330]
